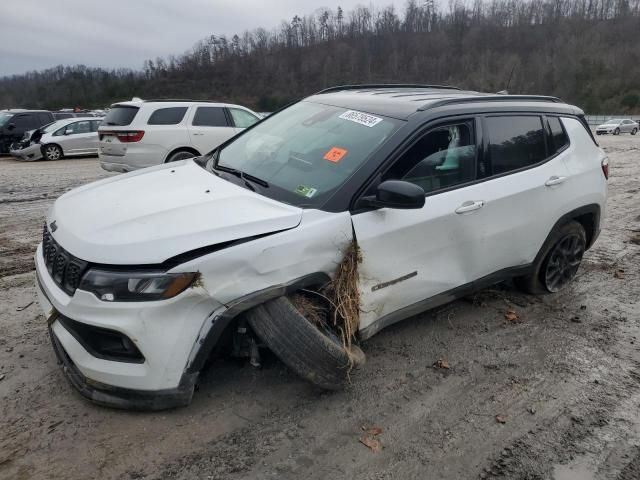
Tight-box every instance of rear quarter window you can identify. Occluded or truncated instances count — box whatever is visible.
[147,107,188,125]
[103,106,139,126]
[547,117,570,154]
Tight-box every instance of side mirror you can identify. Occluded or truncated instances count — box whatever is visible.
[7,123,15,131]
[64,129,73,135]
[358,180,425,210]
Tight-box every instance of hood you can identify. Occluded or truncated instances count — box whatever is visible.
[48,161,303,265]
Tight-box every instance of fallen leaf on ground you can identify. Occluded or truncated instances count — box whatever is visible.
[614,269,625,279]
[495,415,507,424]
[359,435,382,453]
[505,310,519,322]
[434,359,450,369]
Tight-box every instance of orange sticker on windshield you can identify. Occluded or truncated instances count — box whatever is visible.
[324,147,348,163]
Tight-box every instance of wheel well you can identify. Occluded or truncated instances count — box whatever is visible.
[573,212,596,248]
[164,147,200,163]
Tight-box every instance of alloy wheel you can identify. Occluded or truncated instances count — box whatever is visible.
[45,146,61,160]
[544,234,585,292]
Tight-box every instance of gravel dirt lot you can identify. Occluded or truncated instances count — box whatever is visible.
[1,135,639,480]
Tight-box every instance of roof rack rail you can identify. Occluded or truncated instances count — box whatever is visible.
[141,99,222,103]
[420,94,563,110]
[316,84,462,94]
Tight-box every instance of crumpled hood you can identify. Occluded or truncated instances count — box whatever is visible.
[48,161,302,265]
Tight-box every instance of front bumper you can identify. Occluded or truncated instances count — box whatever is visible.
[35,243,221,409]
[10,143,43,161]
[49,322,197,410]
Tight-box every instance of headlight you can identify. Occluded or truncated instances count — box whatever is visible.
[79,269,198,302]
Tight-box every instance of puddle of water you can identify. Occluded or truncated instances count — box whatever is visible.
[553,462,597,480]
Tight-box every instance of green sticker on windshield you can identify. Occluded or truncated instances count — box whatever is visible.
[294,185,317,198]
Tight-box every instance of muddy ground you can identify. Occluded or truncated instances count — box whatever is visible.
[0,135,639,480]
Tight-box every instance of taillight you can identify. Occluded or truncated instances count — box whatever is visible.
[116,131,145,143]
[601,157,609,180]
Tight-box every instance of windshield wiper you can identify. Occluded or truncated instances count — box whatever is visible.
[214,163,269,189]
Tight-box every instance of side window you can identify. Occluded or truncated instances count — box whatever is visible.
[192,107,228,127]
[38,113,52,125]
[486,116,545,175]
[229,108,259,128]
[90,120,101,132]
[547,117,569,155]
[53,126,66,136]
[13,114,37,130]
[383,120,476,194]
[65,121,91,135]
[147,107,188,125]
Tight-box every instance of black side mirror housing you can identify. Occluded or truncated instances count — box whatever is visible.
[358,180,425,210]
[7,123,15,131]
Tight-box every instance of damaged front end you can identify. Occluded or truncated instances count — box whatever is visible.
[10,128,44,161]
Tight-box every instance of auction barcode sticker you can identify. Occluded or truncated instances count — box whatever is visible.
[339,110,383,128]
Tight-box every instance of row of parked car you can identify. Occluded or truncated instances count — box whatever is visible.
[2,100,262,169]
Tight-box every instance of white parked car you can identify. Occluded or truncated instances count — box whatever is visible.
[36,85,607,409]
[595,118,638,135]
[98,100,261,172]
[10,117,103,161]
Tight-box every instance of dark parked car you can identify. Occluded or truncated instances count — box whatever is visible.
[0,110,55,154]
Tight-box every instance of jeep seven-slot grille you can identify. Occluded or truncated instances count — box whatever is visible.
[42,225,88,296]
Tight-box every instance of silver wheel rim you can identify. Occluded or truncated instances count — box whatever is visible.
[46,146,61,160]
[544,234,585,293]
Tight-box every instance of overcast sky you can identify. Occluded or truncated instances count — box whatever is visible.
[0,0,397,77]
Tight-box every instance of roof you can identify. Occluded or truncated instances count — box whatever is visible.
[0,109,51,114]
[111,99,239,108]
[306,85,577,120]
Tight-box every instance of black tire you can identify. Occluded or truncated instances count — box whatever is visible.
[166,150,196,163]
[43,144,63,161]
[516,221,586,295]
[632,128,638,135]
[245,296,365,390]
[614,127,620,135]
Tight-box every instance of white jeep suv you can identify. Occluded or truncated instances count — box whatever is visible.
[98,99,260,173]
[36,85,607,409]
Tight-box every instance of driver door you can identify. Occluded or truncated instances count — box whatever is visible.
[352,118,490,336]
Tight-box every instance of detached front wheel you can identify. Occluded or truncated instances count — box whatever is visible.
[245,296,365,390]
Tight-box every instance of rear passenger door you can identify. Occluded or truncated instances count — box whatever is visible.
[478,114,572,274]
[187,106,235,153]
[60,120,94,155]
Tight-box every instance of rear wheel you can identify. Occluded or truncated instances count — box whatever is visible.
[632,128,638,135]
[166,150,196,163]
[43,144,63,161]
[245,296,365,390]
[516,221,586,294]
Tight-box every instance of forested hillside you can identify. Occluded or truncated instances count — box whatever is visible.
[1,0,639,113]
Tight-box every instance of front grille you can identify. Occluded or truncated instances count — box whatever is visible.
[42,225,88,296]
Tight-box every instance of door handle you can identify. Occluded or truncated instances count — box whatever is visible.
[455,200,484,214]
[545,176,566,187]
[193,132,204,136]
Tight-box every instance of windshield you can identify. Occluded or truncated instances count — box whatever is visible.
[0,112,14,127]
[214,101,401,207]
[41,121,62,133]
[606,119,622,124]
